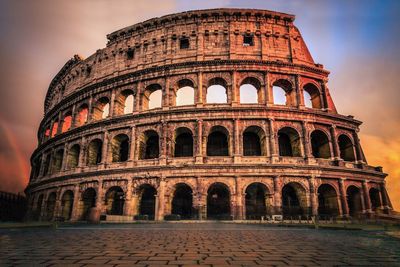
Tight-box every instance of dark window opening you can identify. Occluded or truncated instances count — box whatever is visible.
[172,184,193,219]
[207,131,229,156]
[174,132,193,157]
[126,48,134,59]
[245,183,268,219]
[243,132,261,156]
[105,187,125,215]
[347,186,362,217]
[81,188,96,221]
[317,184,339,217]
[180,38,189,49]
[243,35,254,46]
[139,185,157,220]
[207,183,231,220]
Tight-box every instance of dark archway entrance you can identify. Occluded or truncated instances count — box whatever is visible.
[369,188,381,211]
[174,128,193,157]
[61,190,74,220]
[317,184,339,218]
[207,126,229,156]
[105,186,125,215]
[139,185,157,220]
[207,183,231,220]
[311,130,331,159]
[347,186,362,217]
[282,183,307,218]
[245,183,268,219]
[80,188,96,220]
[171,183,193,219]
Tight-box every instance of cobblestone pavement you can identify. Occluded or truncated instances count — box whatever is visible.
[0,223,399,266]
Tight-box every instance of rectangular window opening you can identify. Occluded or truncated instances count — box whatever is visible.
[243,35,254,46]
[180,38,190,49]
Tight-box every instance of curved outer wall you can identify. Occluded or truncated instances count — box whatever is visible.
[26,9,392,221]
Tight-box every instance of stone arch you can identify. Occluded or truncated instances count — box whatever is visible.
[61,111,72,133]
[67,144,80,169]
[138,130,160,159]
[42,153,51,176]
[36,194,44,220]
[75,103,89,126]
[310,130,331,159]
[105,186,125,215]
[281,182,308,218]
[79,187,97,220]
[207,125,229,156]
[60,190,74,220]
[206,77,228,104]
[317,184,339,217]
[92,96,110,120]
[346,185,362,217]
[272,79,295,106]
[138,184,157,220]
[243,126,266,156]
[46,192,57,221]
[245,182,271,219]
[114,89,135,115]
[175,79,195,106]
[52,149,64,173]
[338,134,355,161]
[171,183,194,219]
[143,84,162,110]
[207,182,231,220]
[87,138,102,165]
[110,133,130,162]
[369,188,381,211]
[303,83,322,109]
[239,77,262,104]
[174,127,193,157]
[278,127,301,157]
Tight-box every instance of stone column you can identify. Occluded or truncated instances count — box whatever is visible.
[87,95,93,123]
[195,119,203,164]
[380,182,390,211]
[160,121,168,165]
[362,180,371,213]
[56,112,63,135]
[352,131,364,163]
[101,131,109,164]
[296,75,304,108]
[129,126,136,162]
[196,72,203,107]
[124,179,133,216]
[109,90,116,117]
[231,71,238,106]
[273,176,282,215]
[268,119,278,161]
[155,178,166,221]
[265,71,273,106]
[70,185,81,221]
[70,104,77,128]
[95,180,104,213]
[233,119,240,162]
[320,80,329,110]
[163,76,170,109]
[61,143,68,171]
[54,188,62,219]
[330,125,340,160]
[308,176,318,216]
[339,179,349,217]
[302,121,312,159]
[78,136,86,167]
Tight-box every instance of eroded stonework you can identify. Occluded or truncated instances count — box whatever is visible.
[26,8,393,222]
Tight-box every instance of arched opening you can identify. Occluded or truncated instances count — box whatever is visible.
[243,126,266,156]
[52,149,64,173]
[311,130,331,159]
[92,97,110,120]
[282,182,307,218]
[317,184,339,218]
[278,127,301,157]
[207,183,231,220]
[61,190,74,220]
[347,185,362,217]
[174,127,193,157]
[369,188,381,211]
[111,134,129,162]
[206,78,228,104]
[273,79,294,106]
[114,89,134,115]
[139,130,159,159]
[87,139,102,165]
[176,79,195,106]
[61,112,72,133]
[240,77,261,104]
[80,188,96,220]
[245,183,269,219]
[67,144,80,169]
[171,183,193,219]
[138,184,157,220]
[42,154,51,176]
[51,120,59,137]
[303,83,322,109]
[76,104,89,126]
[143,84,162,110]
[36,194,44,219]
[46,192,56,221]
[105,186,125,215]
[338,135,355,161]
[207,126,229,156]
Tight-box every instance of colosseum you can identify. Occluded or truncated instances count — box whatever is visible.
[26,8,393,222]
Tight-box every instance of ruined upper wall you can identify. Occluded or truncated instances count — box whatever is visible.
[44,8,322,113]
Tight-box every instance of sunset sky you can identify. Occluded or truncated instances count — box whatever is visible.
[0,0,399,210]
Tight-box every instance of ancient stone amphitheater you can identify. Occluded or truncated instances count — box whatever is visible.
[26,8,393,222]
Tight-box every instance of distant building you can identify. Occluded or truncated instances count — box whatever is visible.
[0,191,27,221]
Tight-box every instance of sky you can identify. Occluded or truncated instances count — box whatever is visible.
[0,0,399,210]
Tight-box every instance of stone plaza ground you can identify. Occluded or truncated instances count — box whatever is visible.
[0,223,399,266]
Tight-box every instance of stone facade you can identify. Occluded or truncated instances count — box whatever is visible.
[25,8,392,221]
